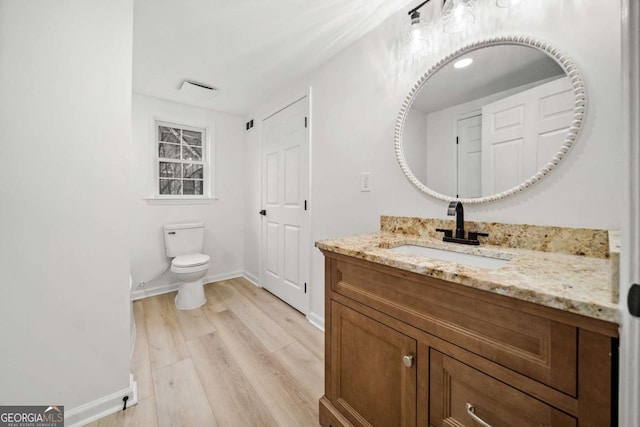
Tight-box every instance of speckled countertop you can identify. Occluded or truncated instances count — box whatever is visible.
[316,228,620,324]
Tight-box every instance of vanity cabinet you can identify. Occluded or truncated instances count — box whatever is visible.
[429,350,575,427]
[329,302,416,427]
[319,251,618,427]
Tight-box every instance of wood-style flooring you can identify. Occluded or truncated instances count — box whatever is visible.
[87,277,324,427]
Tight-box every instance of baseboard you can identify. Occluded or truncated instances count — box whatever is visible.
[203,270,244,286]
[129,276,136,359]
[131,282,178,301]
[308,311,325,331]
[242,271,261,287]
[131,270,244,301]
[129,321,136,360]
[66,374,137,427]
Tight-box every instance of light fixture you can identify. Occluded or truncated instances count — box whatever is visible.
[442,0,476,34]
[404,3,431,54]
[405,0,477,42]
[496,0,522,7]
[453,57,473,68]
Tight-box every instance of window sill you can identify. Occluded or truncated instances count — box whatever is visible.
[145,197,218,205]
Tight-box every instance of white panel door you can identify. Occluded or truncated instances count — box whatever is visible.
[456,114,482,198]
[482,100,526,195]
[482,76,573,196]
[535,78,575,169]
[261,98,309,314]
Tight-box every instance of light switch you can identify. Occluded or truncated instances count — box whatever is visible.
[360,172,371,192]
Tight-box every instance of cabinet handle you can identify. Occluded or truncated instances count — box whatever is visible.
[402,355,414,367]
[466,403,492,427]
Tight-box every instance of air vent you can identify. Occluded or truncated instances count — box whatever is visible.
[179,80,218,99]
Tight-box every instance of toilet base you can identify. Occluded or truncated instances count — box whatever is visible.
[175,279,207,310]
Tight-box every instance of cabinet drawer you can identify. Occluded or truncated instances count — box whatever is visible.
[331,257,577,395]
[430,350,576,427]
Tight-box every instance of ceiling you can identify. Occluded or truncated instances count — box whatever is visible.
[411,44,565,114]
[133,0,415,115]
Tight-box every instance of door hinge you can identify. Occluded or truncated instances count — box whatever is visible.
[456,136,459,145]
[304,283,307,293]
[628,284,640,317]
[304,116,308,128]
[304,200,307,211]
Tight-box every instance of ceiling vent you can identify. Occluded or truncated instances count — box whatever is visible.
[179,80,218,99]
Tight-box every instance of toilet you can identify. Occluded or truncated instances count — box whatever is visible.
[163,223,210,310]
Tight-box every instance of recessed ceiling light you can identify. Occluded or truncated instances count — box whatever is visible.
[453,58,474,69]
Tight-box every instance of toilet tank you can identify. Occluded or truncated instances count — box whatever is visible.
[164,223,205,257]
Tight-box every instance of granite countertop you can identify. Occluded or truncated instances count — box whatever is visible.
[316,231,620,324]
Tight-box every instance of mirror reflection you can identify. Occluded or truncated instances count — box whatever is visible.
[403,44,574,199]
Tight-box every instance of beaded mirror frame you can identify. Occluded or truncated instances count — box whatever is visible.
[394,36,587,204]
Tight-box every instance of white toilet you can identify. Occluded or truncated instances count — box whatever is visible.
[163,223,210,310]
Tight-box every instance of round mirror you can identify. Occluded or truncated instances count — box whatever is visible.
[395,36,586,204]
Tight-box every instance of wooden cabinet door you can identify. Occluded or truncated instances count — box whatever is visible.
[429,350,576,427]
[329,302,417,427]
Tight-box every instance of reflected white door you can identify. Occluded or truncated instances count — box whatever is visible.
[482,76,573,195]
[261,98,309,314]
[456,114,482,198]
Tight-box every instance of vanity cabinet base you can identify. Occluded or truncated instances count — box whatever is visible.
[320,397,354,427]
[320,251,618,427]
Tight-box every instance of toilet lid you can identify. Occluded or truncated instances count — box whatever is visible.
[172,253,210,268]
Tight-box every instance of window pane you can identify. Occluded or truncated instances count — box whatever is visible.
[183,164,203,179]
[159,179,182,195]
[159,161,182,178]
[182,145,202,161]
[159,143,180,159]
[183,180,203,195]
[159,126,181,144]
[182,129,202,147]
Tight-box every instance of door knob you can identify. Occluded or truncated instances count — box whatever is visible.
[628,283,640,317]
[259,209,266,216]
[402,354,414,368]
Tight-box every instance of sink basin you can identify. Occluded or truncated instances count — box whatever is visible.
[390,245,510,270]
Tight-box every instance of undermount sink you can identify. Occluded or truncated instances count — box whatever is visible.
[390,245,510,270]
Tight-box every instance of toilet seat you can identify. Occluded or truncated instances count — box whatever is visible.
[172,253,210,268]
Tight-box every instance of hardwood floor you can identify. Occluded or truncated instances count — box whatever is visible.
[87,278,323,427]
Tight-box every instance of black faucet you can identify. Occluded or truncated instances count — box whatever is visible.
[435,201,489,246]
[449,201,465,239]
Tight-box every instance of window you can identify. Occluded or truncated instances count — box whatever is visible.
[155,121,209,197]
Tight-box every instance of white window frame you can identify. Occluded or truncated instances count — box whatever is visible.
[153,119,213,200]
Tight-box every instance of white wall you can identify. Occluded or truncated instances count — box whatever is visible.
[403,108,428,184]
[0,0,133,413]
[244,0,623,327]
[131,94,245,295]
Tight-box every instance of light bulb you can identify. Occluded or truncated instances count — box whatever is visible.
[442,0,476,34]
[404,11,430,54]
